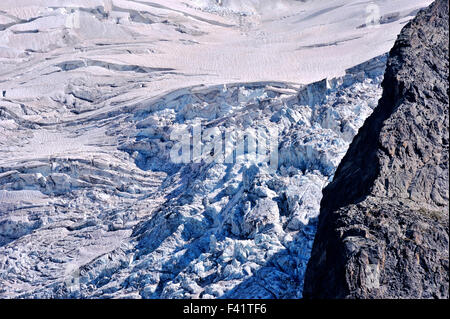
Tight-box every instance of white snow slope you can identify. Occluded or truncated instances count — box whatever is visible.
[0,0,432,298]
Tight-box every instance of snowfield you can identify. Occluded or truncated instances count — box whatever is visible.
[0,0,432,298]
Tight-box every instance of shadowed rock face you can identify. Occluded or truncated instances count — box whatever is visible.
[303,0,449,299]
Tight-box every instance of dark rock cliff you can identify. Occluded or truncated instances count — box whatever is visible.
[303,0,449,299]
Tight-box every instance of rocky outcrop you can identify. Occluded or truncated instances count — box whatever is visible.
[304,0,449,299]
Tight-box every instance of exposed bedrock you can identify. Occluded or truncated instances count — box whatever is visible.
[304,0,449,299]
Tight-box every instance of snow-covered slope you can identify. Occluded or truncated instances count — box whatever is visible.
[0,0,432,298]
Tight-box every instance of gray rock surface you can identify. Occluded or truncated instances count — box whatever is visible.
[304,0,449,299]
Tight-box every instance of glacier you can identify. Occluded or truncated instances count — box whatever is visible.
[0,0,432,298]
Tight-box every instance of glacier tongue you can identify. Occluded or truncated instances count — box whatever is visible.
[1,53,386,298]
[0,0,432,298]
